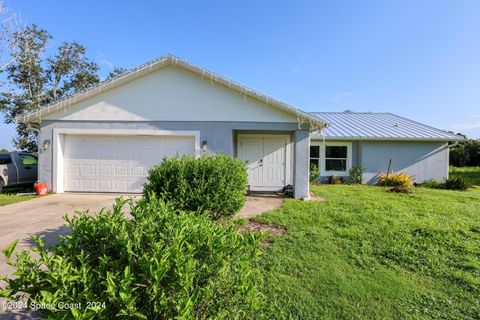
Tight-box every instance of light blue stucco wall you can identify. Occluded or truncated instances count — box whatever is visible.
[38,120,310,198]
[359,141,449,184]
[312,140,449,184]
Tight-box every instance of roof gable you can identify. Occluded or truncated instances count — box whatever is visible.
[17,55,324,127]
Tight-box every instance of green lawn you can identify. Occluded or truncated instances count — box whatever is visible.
[0,193,35,206]
[256,185,480,319]
[450,166,480,186]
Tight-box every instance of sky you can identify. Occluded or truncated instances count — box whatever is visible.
[1,0,480,149]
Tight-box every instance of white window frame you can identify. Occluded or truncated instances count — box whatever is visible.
[309,145,321,172]
[310,141,352,176]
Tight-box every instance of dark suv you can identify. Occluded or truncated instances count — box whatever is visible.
[0,151,38,193]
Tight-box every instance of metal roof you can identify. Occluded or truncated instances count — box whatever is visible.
[311,112,462,141]
[15,54,325,129]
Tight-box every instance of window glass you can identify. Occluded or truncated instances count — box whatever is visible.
[309,146,320,171]
[325,146,347,158]
[0,154,11,165]
[310,146,320,158]
[310,159,319,170]
[326,159,347,171]
[20,154,38,165]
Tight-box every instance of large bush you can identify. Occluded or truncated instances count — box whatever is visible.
[348,166,364,184]
[1,195,264,319]
[450,138,480,167]
[144,155,248,219]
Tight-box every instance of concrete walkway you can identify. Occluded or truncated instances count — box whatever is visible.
[0,193,133,276]
[0,193,135,319]
[236,193,284,218]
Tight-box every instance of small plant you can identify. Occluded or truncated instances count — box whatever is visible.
[0,195,265,319]
[348,166,364,184]
[388,185,413,194]
[144,154,248,219]
[309,163,321,182]
[328,175,344,184]
[443,177,471,191]
[417,177,471,191]
[417,179,444,189]
[378,172,414,188]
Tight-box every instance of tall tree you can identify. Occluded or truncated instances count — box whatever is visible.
[106,66,128,81]
[0,0,24,76]
[0,24,100,151]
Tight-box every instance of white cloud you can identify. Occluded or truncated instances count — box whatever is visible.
[96,51,113,69]
[450,120,480,131]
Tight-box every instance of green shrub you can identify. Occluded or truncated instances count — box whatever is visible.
[1,195,265,319]
[378,172,415,187]
[418,177,471,191]
[417,179,444,189]
[309,163,320,182]
[443,177,471,191]
[143,155,248,219]
[348,166,364,184]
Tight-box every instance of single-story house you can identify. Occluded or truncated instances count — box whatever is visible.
[309,112,461,184]
[16,55,461,199]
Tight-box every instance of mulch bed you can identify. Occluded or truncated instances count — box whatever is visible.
[309,192,325,202]
[239,220,286,236]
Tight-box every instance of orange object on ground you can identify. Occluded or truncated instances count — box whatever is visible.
[34,183,48,196]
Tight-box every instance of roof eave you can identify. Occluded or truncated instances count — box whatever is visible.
[311,136,464,142]
[15,55,326,129]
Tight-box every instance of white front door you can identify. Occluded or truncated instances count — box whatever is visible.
[238,135,289,190]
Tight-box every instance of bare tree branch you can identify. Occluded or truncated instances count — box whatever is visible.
[0,0,25,75]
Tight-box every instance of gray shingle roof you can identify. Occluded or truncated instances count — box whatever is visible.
[311,112,462,141]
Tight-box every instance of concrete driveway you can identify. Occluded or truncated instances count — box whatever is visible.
[0,193,133,276]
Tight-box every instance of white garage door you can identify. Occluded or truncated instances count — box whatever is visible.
[64,135,195,193]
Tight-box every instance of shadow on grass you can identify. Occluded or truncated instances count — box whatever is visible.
[1,186,35,194]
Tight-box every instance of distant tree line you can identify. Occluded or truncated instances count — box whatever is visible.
[450,134,480,167]
[0,2,126,152]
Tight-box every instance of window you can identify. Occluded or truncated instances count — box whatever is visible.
[325,146,348,172]
[19,154,38,165]
[310,146,320,171]
[0,154,11,165]
[310,142,352,175]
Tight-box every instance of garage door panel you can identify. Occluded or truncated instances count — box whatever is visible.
[115,165,129,176]
[98,180,112,191]
[82,164,97,175]
[64,134,195,193]
[99,165,113,175]
[82,180,96,190]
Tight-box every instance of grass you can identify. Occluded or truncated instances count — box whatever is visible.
[0,187,35,206]
[450,166,480,186]
[256,184,480,319]
[0,193,35,206]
